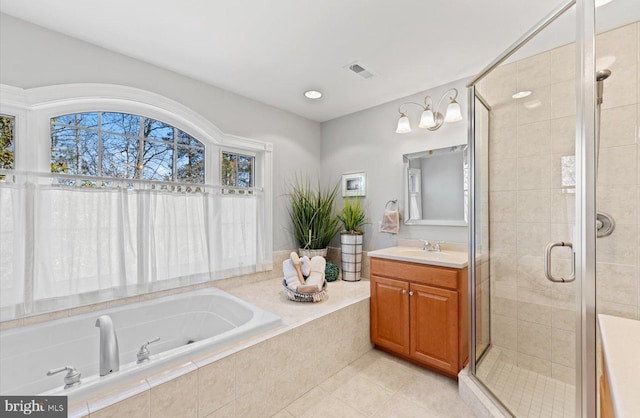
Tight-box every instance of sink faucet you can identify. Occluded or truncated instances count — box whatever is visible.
[420,240,443,252]
[95,315,119,376]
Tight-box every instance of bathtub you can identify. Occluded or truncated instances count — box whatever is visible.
[0,287,281,398]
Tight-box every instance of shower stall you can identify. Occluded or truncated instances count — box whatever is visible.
[466,0,640,416]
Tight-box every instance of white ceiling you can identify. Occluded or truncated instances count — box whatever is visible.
[1,0,638,122]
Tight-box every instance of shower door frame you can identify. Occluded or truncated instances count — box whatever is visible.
[466,0,598,416]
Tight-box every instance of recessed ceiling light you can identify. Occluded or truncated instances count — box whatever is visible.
[304,90,322,99]
[512,91,532,99]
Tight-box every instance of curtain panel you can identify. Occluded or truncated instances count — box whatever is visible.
[0,177,262,320]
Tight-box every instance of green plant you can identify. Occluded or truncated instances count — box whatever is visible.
[337,197,366,234]
[287,175,341,249]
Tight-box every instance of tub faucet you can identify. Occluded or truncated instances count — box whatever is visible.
[95,315,119,376]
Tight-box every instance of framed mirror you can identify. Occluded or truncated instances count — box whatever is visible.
[403,144,469,226]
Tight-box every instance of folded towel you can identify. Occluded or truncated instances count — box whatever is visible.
[283,259,301,291]
[290,252,306,284]
[380,209,400,234]
[300,256,311,276]
[303,256,325,292]
[297,284,322,294]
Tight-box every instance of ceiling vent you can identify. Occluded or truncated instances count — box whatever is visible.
[346,62,374,79]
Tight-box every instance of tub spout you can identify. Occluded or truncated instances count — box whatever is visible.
[95,315,119,376]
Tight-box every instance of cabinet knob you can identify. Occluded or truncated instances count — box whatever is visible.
[409,291,414,296]
[402,289,407,294]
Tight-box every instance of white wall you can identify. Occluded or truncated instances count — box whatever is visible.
[320,79,469,251]
[0,13,321,252]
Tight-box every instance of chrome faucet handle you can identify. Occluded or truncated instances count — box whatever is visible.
[47,366,81,389]
[420,239,431,251]
[433,240,444,252]
[137,337,161,364]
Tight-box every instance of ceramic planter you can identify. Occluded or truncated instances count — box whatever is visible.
[298,248,328,258]
[340,232,363,281]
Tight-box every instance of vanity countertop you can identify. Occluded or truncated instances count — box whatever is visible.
[368,246,468,268]
[598,314,640,417]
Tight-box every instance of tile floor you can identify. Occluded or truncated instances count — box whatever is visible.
[273,349,475,418]
[476,347,575,418]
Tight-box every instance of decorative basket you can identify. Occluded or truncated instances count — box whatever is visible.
[282,279,328,303]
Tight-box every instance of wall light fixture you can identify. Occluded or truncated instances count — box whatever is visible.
[395,88,462,134]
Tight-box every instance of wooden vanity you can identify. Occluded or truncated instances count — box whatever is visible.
[368,247,468,379]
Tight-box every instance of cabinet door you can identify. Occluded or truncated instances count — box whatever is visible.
[410,283,458,374]
[370,275,410,356]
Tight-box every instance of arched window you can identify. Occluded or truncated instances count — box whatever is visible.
[0,84,273,320]
[50,112,205,183]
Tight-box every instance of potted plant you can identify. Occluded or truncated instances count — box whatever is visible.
[337,197,366,281]
[287,176,341,258]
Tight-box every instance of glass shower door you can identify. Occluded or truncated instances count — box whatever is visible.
[469,2,582,416]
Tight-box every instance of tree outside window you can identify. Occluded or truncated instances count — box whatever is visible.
[222,152,254,188]
[50,112,205,183]
[0,115,15,171]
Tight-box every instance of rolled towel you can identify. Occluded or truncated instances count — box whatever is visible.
[300,256,311,277]
[283,259,301,291]
[297,284,322,294]
[303,256,326,292]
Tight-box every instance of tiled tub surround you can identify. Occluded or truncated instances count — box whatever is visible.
[478,20,640,388]
[65,277,370,417]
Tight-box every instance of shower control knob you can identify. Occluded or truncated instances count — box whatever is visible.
[137,337,161,364]
[47,365,81,389]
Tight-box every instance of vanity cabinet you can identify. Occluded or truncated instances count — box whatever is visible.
[370,257,468,378]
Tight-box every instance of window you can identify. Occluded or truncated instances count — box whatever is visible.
[0,115,15,171]
[50,112,205,183]
[0,83,273,320]
[221,151,254,188]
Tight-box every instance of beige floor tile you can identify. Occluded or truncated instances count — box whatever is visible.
[359,353,420,392]
[271,409,295,418]
[299,397,366,418]
[334,374,393,417]
[203,401,234,418]
[286,382,337,417]
[371,394,432,418]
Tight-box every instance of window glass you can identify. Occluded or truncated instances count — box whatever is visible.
[102,112,140,136]
[222,151,254,188]
[0,115,15,170]
[177,146,205,183]
[50,112,205,183]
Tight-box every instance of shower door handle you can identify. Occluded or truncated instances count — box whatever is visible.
[544,242,575,283]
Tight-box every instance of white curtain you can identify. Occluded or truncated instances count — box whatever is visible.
[0,183,27,319]
[0,178,263,318]
[34,186,137,301]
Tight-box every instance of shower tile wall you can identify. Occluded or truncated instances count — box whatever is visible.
[480,21,639,384]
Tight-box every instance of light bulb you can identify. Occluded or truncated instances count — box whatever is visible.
[418,109,436,128]
[444,100,462,123]
[396,114,411,134]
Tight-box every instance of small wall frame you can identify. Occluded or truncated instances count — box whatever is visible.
[342,172,366,197]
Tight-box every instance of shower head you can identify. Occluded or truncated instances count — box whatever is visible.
[596,69,611,81]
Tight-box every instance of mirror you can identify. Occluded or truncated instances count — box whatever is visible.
[403,144,469,226]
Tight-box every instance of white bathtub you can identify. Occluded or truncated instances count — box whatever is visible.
[0,287,281,398]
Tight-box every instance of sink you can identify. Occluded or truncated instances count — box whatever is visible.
[368,246,468,268]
